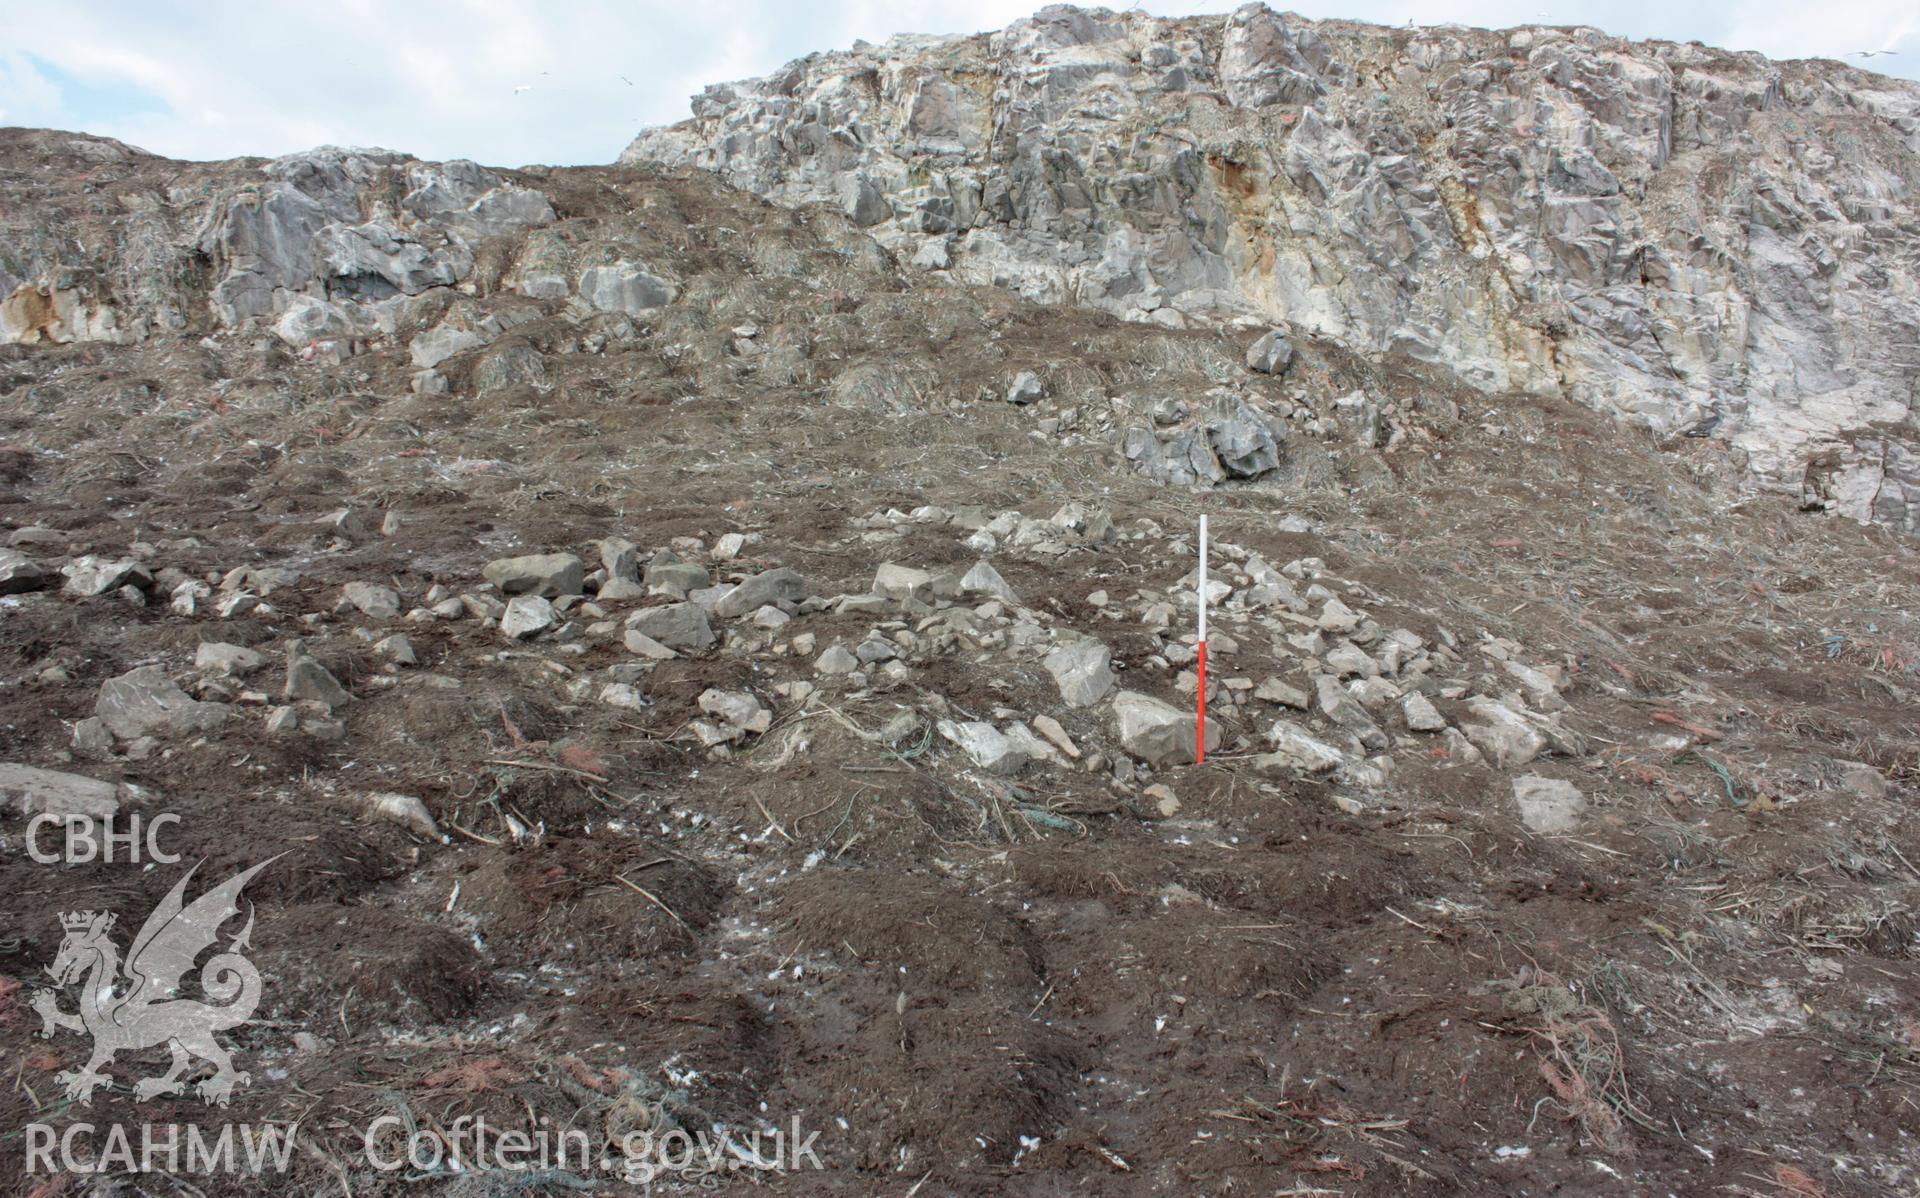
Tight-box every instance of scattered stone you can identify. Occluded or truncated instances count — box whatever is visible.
[342,581,402,619]
[959,560,1018,603]
[711,567,806,618]
[1513,775,1586,834]
[1044,638,1115,708]
[1208,406,1283,477]
[645,554,711,596]
[699,688,772,735]
[0,549,49,594]
[599,537,641,582]
[1031,714,1080,759]
[195,642,265,677]
[578,261,676,314]
[1001,722,1061,767]
[753,605,791,629]
[215,592,259,619]
[62,556,151,597]
[1325,642,1379,678]
[1259,721,1347,773]
[171,580,211,616]
[1255,677,1310,709]
[1317,597,1361,633]
[937,720,1028,774]
[622,628,679,659]
[374,634,419,665]
[483,553,584,597]
[1246,329,1294,374]
[1401,692,1446,732]
[712,532,748,560]
[1112,690,1218,766]
[500,594,557,640]
[1005,370,1046,404]
[1314,675,1388,750]
[284,642,351,710]
[1463,698,1546,768]
[872,563,934,604]
[815,644,858,675]
[70,718,115,756]
[626,602,715,650]
[96,665,230,740]
[362,792,440,838]
[0,763,125,819]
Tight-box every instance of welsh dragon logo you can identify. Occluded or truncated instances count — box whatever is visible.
[33,858,279,1107]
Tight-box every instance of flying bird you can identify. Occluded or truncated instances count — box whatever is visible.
[1848,49,1898,57]
[513,85,533,94]
[620,75,634,86]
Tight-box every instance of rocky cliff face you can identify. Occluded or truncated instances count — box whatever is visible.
[622,3,1920,530]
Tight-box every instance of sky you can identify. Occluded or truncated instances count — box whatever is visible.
[1,1,1915,167]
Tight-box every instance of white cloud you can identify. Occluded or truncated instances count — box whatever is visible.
[0,1,1914,166]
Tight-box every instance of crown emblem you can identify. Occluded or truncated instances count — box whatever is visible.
[60,911,114,934]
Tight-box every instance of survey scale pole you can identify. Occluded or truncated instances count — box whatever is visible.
[1197,515,1207,764]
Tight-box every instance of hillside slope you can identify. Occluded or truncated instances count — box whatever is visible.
[0,18,1915,1197]
[625,3,1920,532]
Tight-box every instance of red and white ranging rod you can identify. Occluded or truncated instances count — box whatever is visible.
[1196,514,1208,764]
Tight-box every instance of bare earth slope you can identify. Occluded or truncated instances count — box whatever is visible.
[0,43,1917,1198]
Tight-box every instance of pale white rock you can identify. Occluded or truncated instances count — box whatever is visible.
[626,602,715,650]
[1044,638,1115,708]
[873,562,934,604]
[1112,689,1218,766]
[937,719,1028,775]
[362,792,440,839]
[1317,597,1361,634]
[484,553,583,597]
[1463,697,1548,768]
[959,560,1018,603]
[342,581,402,619]
[0,763,126,819]
[1314,675,1387,751]
[195,642,265,677]
[1401,692,1447,733]
[500,594,557,640]
[815,644,859,674]
[1261,720,1346,773]
[1030,714,1081,759]
[711,567,806,618]
[699,688,772,734]
[1513,776,1586,834]
[284,642,351,709]
[97,666,230,740]
[1000,721,1062,767]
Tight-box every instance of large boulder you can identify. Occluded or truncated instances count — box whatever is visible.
[937,720,1028,775]
[627,602,715,651]
[712,567,806,618]
[1112,690,1217,766]
[1044,638,1114,708]
[0,549,49,594]
[578,262,676,315]
[1245,329,1294,374]
[483,554,584,598]
[96,666,230,740]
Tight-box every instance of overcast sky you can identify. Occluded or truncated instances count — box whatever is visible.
[2,1,1914,166]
